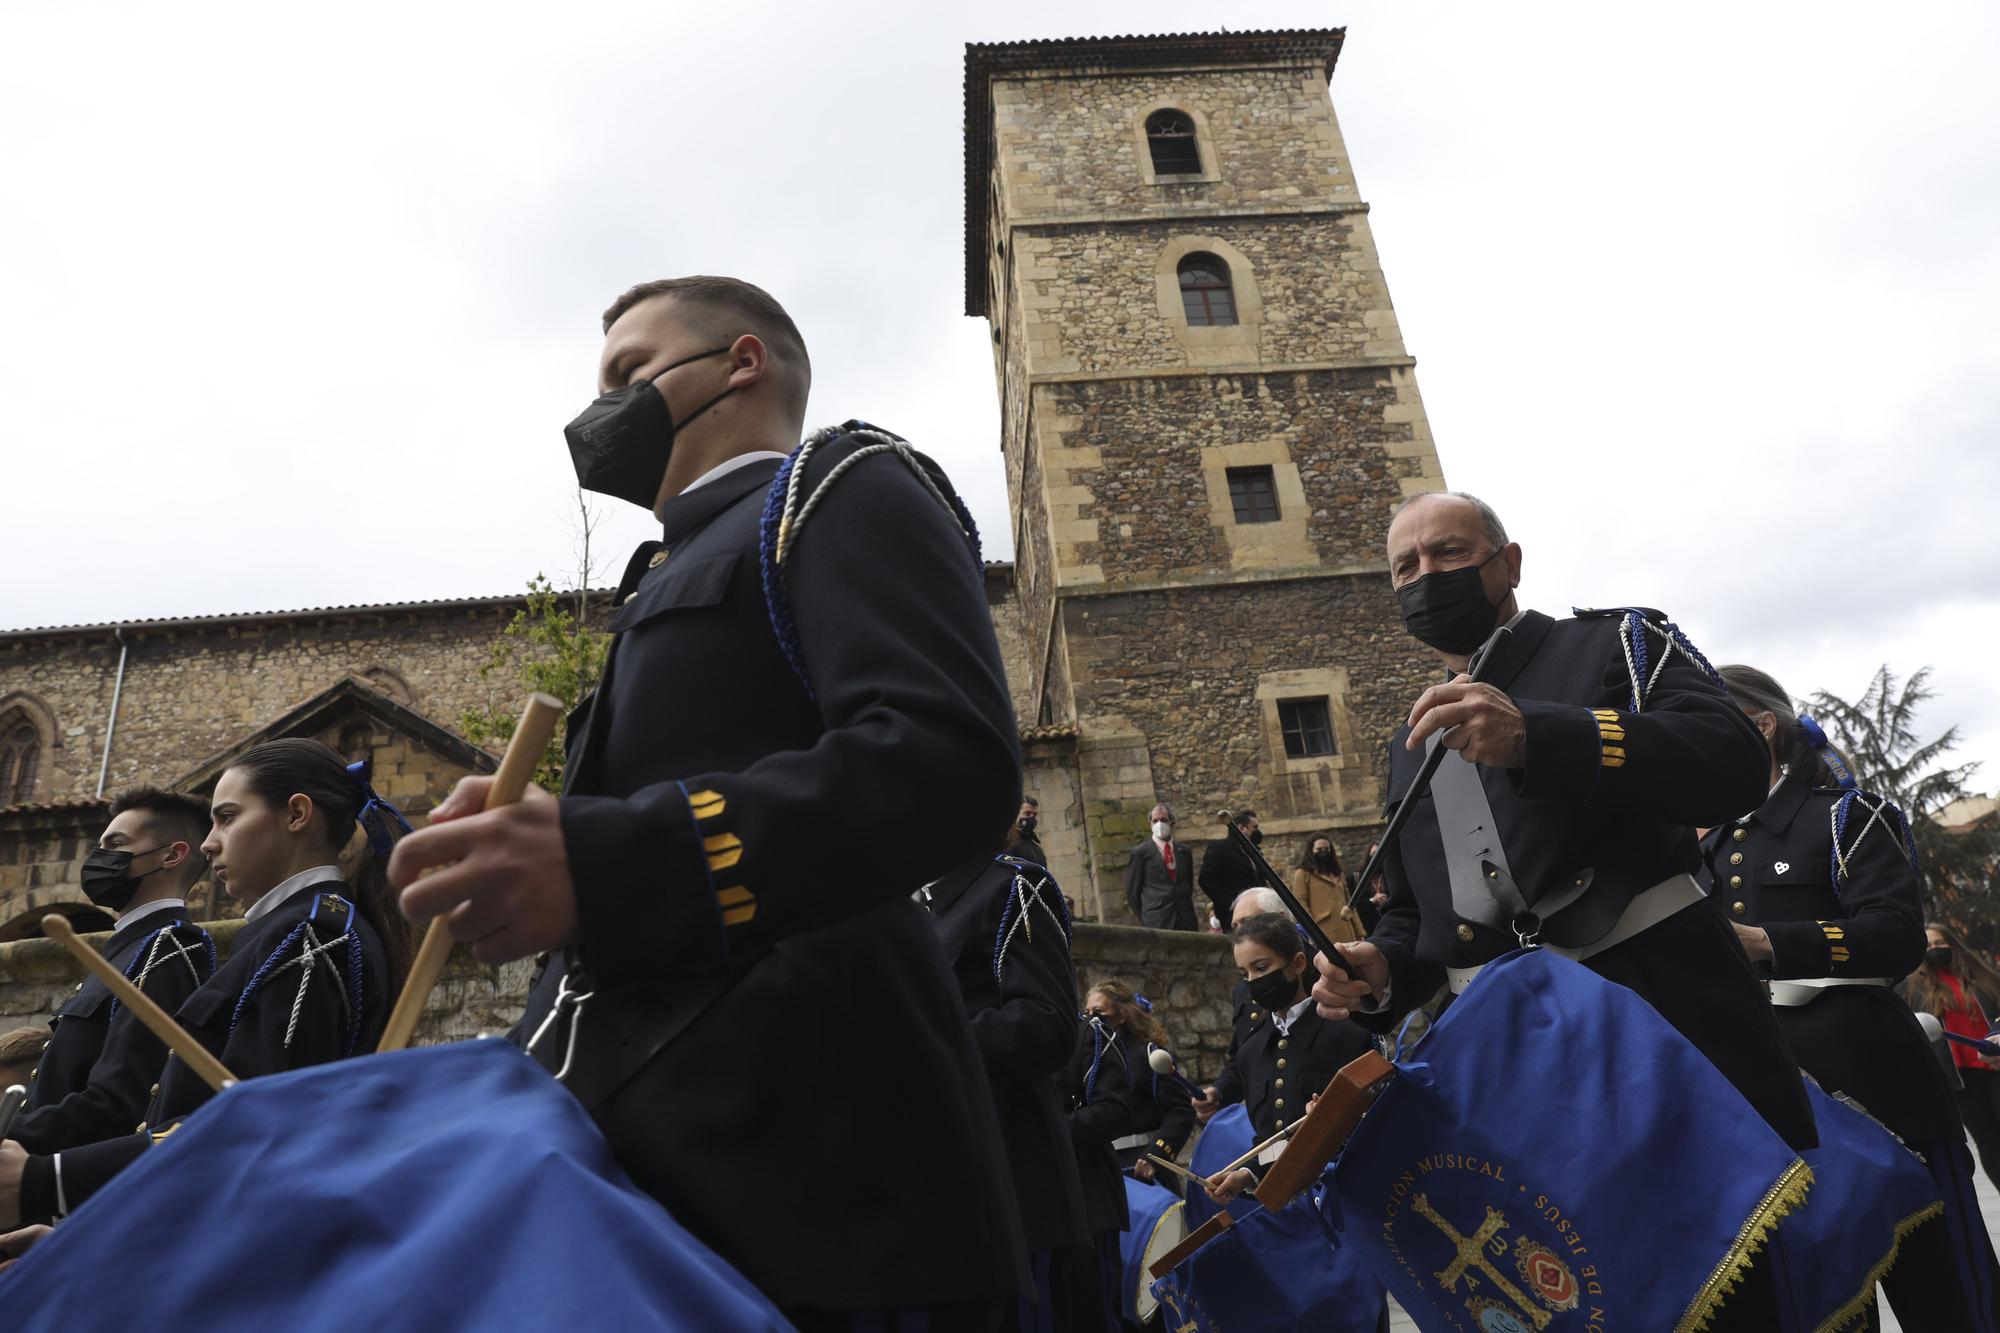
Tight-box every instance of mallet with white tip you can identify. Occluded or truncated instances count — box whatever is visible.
[1148,1046,1206,1102]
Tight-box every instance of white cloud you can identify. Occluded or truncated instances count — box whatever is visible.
[2,0,1995,784]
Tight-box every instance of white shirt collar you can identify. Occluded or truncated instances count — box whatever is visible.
[115,898,185,933]
[680,450,790,495]
[244,865,344,923]
[1271,995,1314,1035]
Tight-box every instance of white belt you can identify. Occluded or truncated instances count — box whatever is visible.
[1113,1132,1149,1152]
[1446,874,1706,996]
[1768,977,1893,1007]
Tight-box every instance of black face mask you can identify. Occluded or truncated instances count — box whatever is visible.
[1397,548,1505,655]
[1247,967,1301,1012]
[563,346,735,510]
[1018,815,1038,837]
[1313,850,1336,869]
[1928,947,1954,971]
[80,844,170,912]
[1248,828,1264,846]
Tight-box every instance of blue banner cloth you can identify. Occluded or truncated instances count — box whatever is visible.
[0,1039,792,1331]
[1183,1102,1258,1229]
[1326,948,1810,1333]
[1151,1183,1385,1333]
[1770,1081,1945,1333]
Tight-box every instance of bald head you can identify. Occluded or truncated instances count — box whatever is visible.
[1385,490,1522,664]
[1230,886,1289,925]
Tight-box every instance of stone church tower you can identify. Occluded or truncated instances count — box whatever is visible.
[966,30,1448,920]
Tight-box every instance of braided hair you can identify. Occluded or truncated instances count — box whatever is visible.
[223,739,413,993]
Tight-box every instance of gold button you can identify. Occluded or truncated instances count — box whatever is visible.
[1275,1078,1285,1089]
[1733,828,1748,843]
[1456,924,1475,942]
[1277,1039,1289,1051]
[1729,876,1742,889]
[647,549,668,568]
[1729,852,1743,865]
[1275,1098,1285,1110]
[136,1121,147,1133]
[1276,1058,1287,1069]
[149,1082,160,1098]
[1732,901,1746,916]
[1249,1011,1260,1023]
[1486,868,1497,878]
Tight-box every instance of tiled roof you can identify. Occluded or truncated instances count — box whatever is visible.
[1021,723,1081,741]
[0,590,615,642]
[962,28,1346,315]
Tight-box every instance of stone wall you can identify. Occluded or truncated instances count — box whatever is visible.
[0,920,1238,1086]
[0,801,110,935]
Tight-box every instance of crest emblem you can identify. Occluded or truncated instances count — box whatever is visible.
[1514,1237,1580,1311]
[1467,1299,1536,1333]
[1774,861,1791,875]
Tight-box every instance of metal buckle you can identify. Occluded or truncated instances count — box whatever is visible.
[523,970,596,1083]
[1511,911,1543,950]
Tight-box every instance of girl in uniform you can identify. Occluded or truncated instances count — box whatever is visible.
[1702,664,1998,1329]
[1203,913,1372,1203]
[4,738,409,1226]
[1084,980,1194,1187]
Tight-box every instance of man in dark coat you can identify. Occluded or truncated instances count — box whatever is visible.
[925,852,1088,1327]
[1124,805,1196,931]
[1195,809,1261,925]
[1310,491,1816,1331]
[12,787,214,1154]
[390,276,1026,1330]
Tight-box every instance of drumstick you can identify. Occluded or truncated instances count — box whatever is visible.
[377,692,564,1054]
[42,916,238,1094]
[1144,1153,1211,1190]
[1216,1113,1309,1176]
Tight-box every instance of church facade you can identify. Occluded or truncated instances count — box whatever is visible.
[0,28,1445,931]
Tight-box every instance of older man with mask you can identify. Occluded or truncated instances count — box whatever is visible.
[1124,804,1196,931]
[1309,491,1816,1325]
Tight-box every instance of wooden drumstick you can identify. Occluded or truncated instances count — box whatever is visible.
[376,692,564,1054]
[1215,1113,1309,1177]
[42,915,237,1094]
[1143,1153,1212,1190]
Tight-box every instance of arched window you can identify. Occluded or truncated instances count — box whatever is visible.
[1178,254,1239,326]
[0,718,40,804]
[1145,110,1202,176]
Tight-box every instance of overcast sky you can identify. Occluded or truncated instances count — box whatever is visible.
[3,2,1996,791]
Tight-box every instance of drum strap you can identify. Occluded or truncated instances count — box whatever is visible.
[1429,741,1593,943]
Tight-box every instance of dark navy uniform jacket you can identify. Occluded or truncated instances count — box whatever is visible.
[928,853,1089,1255]
[1365,608,1818,1150]
[1207,979,1256,1108]
[14,904,212,1154]
[510,429,1027,1313]
[1064,1017,1133,1236]
[18,882,389,1222]
[1700,774,1958,1142]
[1123,1037,1196,1166]
[1223,997,1373,1141]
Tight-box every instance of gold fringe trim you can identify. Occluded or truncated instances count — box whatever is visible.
[1809,1200,1944,1333]
[1674,1158,1815,1333]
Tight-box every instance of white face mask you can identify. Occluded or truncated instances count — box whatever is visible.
[1151,820,1172,841]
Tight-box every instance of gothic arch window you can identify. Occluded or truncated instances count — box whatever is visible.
[0,714,42,804]
[1145,110,1202,176]
[354,665,415,707]
[1178,254,1239,326]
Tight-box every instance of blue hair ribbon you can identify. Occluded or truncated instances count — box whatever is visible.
[1796,713,1858,790]
[1133,993,1154,1013]
[345,758,413,858]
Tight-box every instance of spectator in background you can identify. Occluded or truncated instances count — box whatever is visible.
[1007,796,1045,864]
[1197,810,1261,925]
[1907,924,2000,1186]
[0,1029,48,1091]
[1086,980,1195,1189]
[1125,805,1196,931]
[1291,834,1364,946]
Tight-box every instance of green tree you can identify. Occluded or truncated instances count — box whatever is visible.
[1807,665,1999,904]
[460,573,609,789]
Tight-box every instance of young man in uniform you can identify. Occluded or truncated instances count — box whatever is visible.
[1310,491,1816,1327]
[389,276,1027,1330]
[10,787,213,1153]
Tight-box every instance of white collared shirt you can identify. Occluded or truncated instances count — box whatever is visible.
[1271,995,1315,1036]
[680,450,790,495]
[244,864,343,923]
[114,897,185,934]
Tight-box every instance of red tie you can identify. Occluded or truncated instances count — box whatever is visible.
[1163,842,1175,873]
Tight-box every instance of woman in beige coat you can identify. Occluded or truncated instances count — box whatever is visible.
[1289,832,1365,945]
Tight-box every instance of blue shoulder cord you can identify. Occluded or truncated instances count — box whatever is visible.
[1611,609,1726,711]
